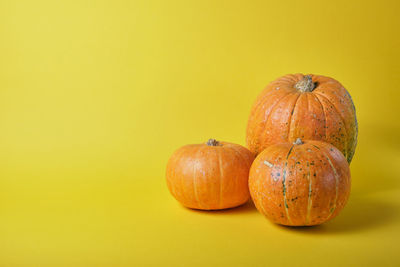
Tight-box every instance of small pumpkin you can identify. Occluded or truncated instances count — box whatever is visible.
[249,138,350,226]
[246,74,358,163]
[166,139,254,210]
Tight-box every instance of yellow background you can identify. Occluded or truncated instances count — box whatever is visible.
[0,0,399,266]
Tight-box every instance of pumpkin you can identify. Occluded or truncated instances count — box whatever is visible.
[246,74,358,163]
[166,139,255,210]
[249,138,350,226]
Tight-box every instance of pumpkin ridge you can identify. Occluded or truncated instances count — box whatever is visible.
[250,88,276,116]
[305,160,312,225]
[228,146,250,170]
[282,145,295,224]
[314,92,349,160]
[166,167,177,197]
[217,149,224,209]
[310,93,327,140]
[287,93,302,141]
[167,150,181,198]
[192,147,202,209]
[323,152,340,220]
[247,90,279,148]
[252,92,293,153]
[343,89,358,155]
[250,82,293,119]
[252,147,273,217]
[312,144,339,220]
[227,146,251,207]
[315,90,354,150]
[175,147,189,203]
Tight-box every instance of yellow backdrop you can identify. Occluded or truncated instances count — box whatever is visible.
[1,0,399,266]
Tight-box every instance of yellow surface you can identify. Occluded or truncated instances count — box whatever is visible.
[0,0,399,266]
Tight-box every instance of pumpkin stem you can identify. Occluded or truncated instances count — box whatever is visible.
[295,75,315,92]
[207,139,220,146]
[293,138,303,145]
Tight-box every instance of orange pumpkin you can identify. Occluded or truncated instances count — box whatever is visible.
[249,138,350,226]
[246,74,358,163]
[166,139,255,210]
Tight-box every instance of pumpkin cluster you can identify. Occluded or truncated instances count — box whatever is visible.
[166,74,357,226]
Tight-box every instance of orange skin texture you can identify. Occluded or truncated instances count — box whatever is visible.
[249,140,351,226]
[166,141,255,210]
[246,74,358,163]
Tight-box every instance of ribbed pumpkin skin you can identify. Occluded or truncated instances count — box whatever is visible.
[249,140,350,226]
[246,74,358,163]
[166,141,254,210]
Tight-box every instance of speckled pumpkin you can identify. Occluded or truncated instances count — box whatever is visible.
[246,74,358,163]
[166,139,255,210]
[249,138,351,226]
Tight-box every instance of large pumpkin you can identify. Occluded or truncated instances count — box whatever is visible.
[249,138,351,226]
[246,74,358,163]
[166,139,254,210]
